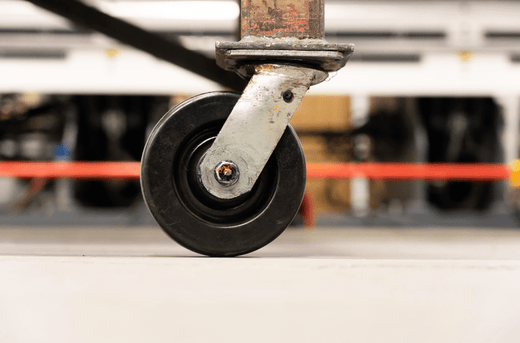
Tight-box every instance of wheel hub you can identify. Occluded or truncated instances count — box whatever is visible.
[214,161,239,187]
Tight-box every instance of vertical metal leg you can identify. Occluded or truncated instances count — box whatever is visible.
[216,1,353,76]
[496,96,520,207]
[498,96,520,165]
[240,0,324,39]
[350,95,371,217]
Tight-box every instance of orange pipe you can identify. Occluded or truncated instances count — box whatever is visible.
[0,161,511,229]
[0,161,141,180]
[306,162,511,181]
[0,161,512,181]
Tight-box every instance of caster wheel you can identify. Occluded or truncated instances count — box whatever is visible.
[141,91,306,256]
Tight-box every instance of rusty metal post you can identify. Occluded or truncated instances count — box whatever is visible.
[240,0,324,39]
[216,0,353,76]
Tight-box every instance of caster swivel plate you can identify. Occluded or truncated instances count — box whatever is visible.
[141,92,306,257]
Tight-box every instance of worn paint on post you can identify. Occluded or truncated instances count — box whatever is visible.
[241,0,324,39]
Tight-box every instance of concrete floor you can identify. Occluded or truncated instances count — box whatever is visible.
[2,225,520,342]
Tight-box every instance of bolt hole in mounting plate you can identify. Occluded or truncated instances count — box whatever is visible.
[282,90,294,103]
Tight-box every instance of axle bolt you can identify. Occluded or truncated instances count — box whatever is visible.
[214,161,239,186]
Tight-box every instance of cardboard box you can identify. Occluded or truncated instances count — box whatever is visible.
[291,96,351,132]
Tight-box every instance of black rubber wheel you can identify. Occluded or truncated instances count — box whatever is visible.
[141,91,306,257]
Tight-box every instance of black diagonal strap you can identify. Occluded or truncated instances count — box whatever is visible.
[26,0,247,91]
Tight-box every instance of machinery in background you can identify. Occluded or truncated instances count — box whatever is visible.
[419,97,502,210]
[0,94,67,212]
[0,0,518,226]
[293,96,504,215]
[0,94,170,213]
[0,93,513,226]
[74,95,168,208]
[350,97,502,213]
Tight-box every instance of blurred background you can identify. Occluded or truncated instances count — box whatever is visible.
[4,3,520,341]
[0,0,519,227]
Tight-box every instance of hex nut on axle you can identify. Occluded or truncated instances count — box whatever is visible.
[214,161,240,187]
